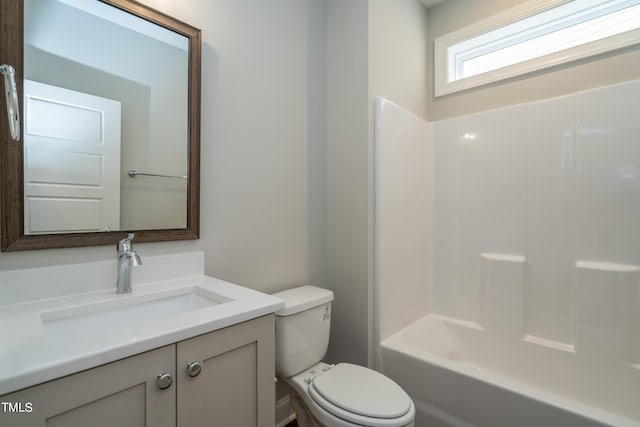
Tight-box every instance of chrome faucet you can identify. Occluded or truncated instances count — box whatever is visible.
[116,233,142,294]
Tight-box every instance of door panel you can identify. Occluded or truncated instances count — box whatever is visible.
[23,80,121,234]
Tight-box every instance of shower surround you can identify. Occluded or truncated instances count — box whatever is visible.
[374,79,640,427]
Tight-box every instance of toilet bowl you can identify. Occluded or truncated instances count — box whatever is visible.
[284,362,415,427]
[274,286,415,427]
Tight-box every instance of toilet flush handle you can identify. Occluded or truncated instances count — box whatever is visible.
[187,361,202,377]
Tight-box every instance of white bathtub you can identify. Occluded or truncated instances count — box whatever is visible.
[379,315,640,427]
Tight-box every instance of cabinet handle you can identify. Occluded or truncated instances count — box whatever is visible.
[157,373,173,390]
[187,361,202,377]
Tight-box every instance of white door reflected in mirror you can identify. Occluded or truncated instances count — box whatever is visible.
[23,80,121,234]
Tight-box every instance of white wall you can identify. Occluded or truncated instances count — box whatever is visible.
[377,79,640,359]
[433,78,640,359]
[374,98,431,357]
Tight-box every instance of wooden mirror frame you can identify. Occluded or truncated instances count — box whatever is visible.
[0,0,201,251]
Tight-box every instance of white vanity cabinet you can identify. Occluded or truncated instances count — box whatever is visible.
[1,344,176,427]
[177,314,275,427]
[0,315,275,427]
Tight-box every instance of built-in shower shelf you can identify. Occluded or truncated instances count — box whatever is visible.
[523,335,575,353]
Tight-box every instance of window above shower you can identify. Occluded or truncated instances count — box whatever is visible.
[434,0,640,97]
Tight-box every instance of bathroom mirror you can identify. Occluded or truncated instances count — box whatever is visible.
[0,0,201,251]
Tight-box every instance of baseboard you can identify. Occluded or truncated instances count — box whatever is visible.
[275,394,296,427]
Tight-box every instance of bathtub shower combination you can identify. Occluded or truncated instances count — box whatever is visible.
[374,80,640,427]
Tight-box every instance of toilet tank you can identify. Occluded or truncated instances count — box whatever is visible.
[273,286,334,377]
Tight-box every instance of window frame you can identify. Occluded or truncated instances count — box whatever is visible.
[434,0,640,97]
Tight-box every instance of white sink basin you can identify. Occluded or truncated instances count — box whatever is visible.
[0,252,285,396]
[0,277,284,395]
[40,286,231,340]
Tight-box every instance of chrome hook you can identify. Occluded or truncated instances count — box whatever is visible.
[0,64,20,142]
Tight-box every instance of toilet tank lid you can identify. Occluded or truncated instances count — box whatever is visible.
[273,286,334,316]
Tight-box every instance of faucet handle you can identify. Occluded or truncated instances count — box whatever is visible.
[129,250,143,266]
[118,233,136,251]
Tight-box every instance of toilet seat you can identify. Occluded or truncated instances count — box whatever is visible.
[306,363,414,427]
[284,362,415,427]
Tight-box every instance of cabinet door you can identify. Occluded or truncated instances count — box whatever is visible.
[0,345,176,427]
[177,315,275,427]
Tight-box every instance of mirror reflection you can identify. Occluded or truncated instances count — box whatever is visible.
[24,0,189,234]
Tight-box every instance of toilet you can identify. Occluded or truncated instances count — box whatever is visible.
[274,286,415,427]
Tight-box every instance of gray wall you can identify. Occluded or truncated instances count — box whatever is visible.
[173,0,328,295]
[0,0,327,298]
[325,0,371,367]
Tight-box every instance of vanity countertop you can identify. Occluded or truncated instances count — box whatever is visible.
[0,275,284,395]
